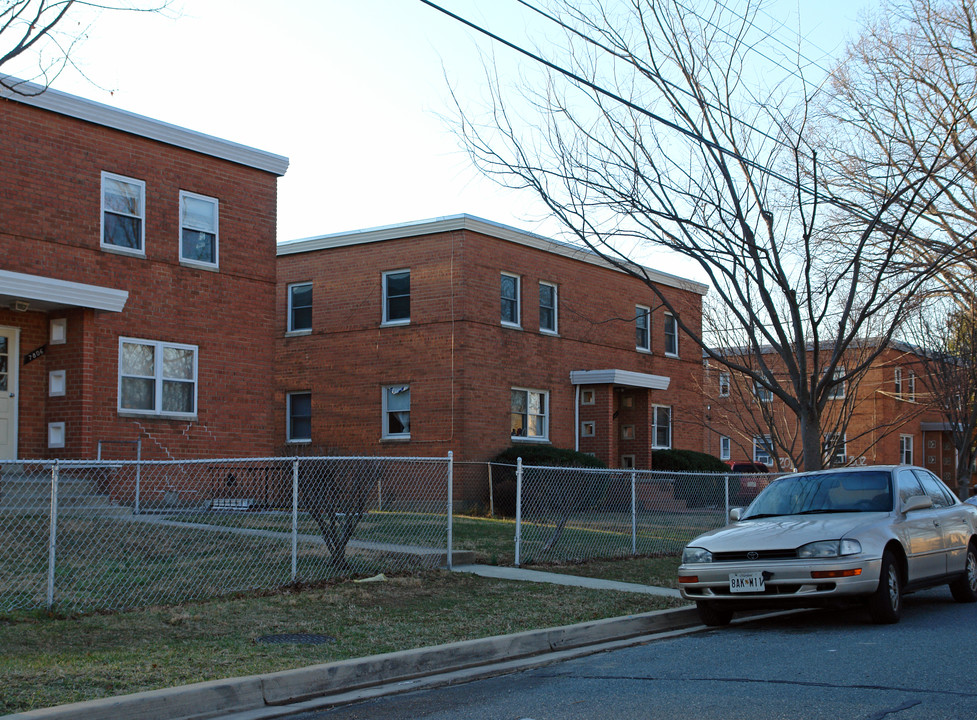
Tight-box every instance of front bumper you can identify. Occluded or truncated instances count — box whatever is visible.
[678,557,882,607]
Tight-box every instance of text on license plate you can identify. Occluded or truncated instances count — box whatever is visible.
[729,572,765,593]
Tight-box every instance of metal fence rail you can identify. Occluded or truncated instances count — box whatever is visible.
[0,456,452,614]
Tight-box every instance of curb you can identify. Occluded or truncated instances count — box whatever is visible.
[6,605,702,720]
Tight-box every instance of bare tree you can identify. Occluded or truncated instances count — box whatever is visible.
[908,298,977,498]
[1,0,170,94]
[825,0,977,309]
[445,0,972,470]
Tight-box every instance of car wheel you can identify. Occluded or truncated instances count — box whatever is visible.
[696,601,733,627]
[867,550,902,624]
[949,543,977,603]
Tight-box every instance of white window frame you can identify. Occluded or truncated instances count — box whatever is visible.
[753,435,773,465]
[719,435,731,461]
[501,273,521,328]
[894,367,903,398]
[286,391,312,444]
[754,381,773,403]
[664,312,679,357]
[652,405,671,449]
[907,370,916,401]
[581,420,596,437]
[539,281,558,335]
[635,305,650,352]
[287,282,313,333]
[823,432,847,465]
[511,387,549,441]
[718,372,730,398]
[900,434,914,464]
[49,369,66,397]
[382,384,411,440]
[117,337,198,418]
[101,171,146,256]
[580,388,596,405]
[178,190,219,269]
[382,269,411,326]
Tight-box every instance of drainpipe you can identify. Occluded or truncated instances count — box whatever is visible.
[574,384,580,452]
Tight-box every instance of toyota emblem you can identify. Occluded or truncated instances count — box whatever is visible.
[747,551,759,560]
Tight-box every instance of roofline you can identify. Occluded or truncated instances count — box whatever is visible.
[0,269,128,312]
[277,214,708,295]
[1,76,289,176]
[570,369,671,390]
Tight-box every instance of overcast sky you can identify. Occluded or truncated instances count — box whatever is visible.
[13,0,870,278]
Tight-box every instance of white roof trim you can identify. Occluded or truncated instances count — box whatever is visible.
[0,269,128,312]
[278,214,708,295]
[570,369,671,390]
[1,77,289,176]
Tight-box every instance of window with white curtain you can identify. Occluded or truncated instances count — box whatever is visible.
[383,385,411,439]
[179,191,219,267]
[118,337,197,416]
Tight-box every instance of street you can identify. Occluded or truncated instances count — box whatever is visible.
[285,588,977,720]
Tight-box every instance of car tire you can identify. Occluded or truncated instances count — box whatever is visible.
[867,550,902,624]
[949,542,977,603]
[696,601,733,627]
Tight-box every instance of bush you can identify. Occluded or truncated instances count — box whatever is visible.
[490,446,607,517]
[653,449,735,508]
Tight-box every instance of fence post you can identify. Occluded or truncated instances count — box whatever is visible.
[134,439,142,515]
[291,459,299,583]
[488,462,494,518]
[514,457,523,567]
[631,471,637,556]
[46,461,60,611]
[724,474,730,522]
[446,452,453,571]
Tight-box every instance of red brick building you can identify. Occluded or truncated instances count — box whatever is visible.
[704,343,973,493]
[276,215,708,497]
[0,80,288,461]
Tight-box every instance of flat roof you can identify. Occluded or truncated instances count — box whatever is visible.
[1,76,289,176]
[277,214,709,295]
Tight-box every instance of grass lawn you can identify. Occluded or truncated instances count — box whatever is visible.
[0,560,686,714]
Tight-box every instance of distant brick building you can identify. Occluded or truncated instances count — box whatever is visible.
[704,343,973,493]
[0,80,288,461]
[276,215,708,499]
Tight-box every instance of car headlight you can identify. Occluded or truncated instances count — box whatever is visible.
[682,546,713,564]
[796,539,861,558]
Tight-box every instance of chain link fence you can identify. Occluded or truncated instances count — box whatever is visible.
[0,454,780,614]
[0,456,452,614]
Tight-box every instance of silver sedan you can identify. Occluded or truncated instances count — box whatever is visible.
[678,465,977,625]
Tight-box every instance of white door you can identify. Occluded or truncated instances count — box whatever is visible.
[0,327,18,460]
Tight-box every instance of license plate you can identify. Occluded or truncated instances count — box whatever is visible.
[730,572,765,593]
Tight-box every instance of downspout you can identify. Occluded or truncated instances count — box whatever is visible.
[574,383,580,452]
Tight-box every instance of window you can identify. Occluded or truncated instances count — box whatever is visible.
[823,433,846,465]
[101,172,145,254]
[900,434,913,464]
[383,270,410,325]
[621,424,635,440]
[664,313,678,356]
[913,469,955,508]
[287,392,312,443]
[581,420,596,437]
[894,367,903,398]
[718,372,730,398]
[635,305,650,351]
[580,388,596,405]
[652,405,671,449]
[179,191,218,267]
[754,381,773,402]
[719,435,731,461]
[118,338,197,416]
[826,367,845,399]
[511,388,548,440]
[907,370,916,401]
[621,455,636,469]
[539,281,558,334]
[288,283,312,332]
[753,435,772,465]
[501,273,521,327]
[382,385,411,439]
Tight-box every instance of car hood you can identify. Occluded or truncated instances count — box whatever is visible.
[690,513,890,552]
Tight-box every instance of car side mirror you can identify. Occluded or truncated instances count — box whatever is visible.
[902,495,934,513]
[729,507,744,522]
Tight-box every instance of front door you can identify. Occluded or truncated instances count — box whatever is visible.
[0,327,19,460]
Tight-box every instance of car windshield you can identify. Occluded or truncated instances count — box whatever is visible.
[742,471,893,519]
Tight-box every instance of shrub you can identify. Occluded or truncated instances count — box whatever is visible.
[653,449,735,508]
[489,446,607,517]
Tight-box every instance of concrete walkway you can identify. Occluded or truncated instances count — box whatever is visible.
[452,564,683,598]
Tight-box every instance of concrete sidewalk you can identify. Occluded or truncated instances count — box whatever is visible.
[7,568,692,720]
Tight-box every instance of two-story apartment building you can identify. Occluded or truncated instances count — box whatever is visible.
[0,79,288,461]
[705,343,972,492]
[276,215,708,501]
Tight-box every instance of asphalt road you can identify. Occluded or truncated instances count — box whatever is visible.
[286,588,977,720]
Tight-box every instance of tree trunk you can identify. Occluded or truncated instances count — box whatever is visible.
[799,409,824,472]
